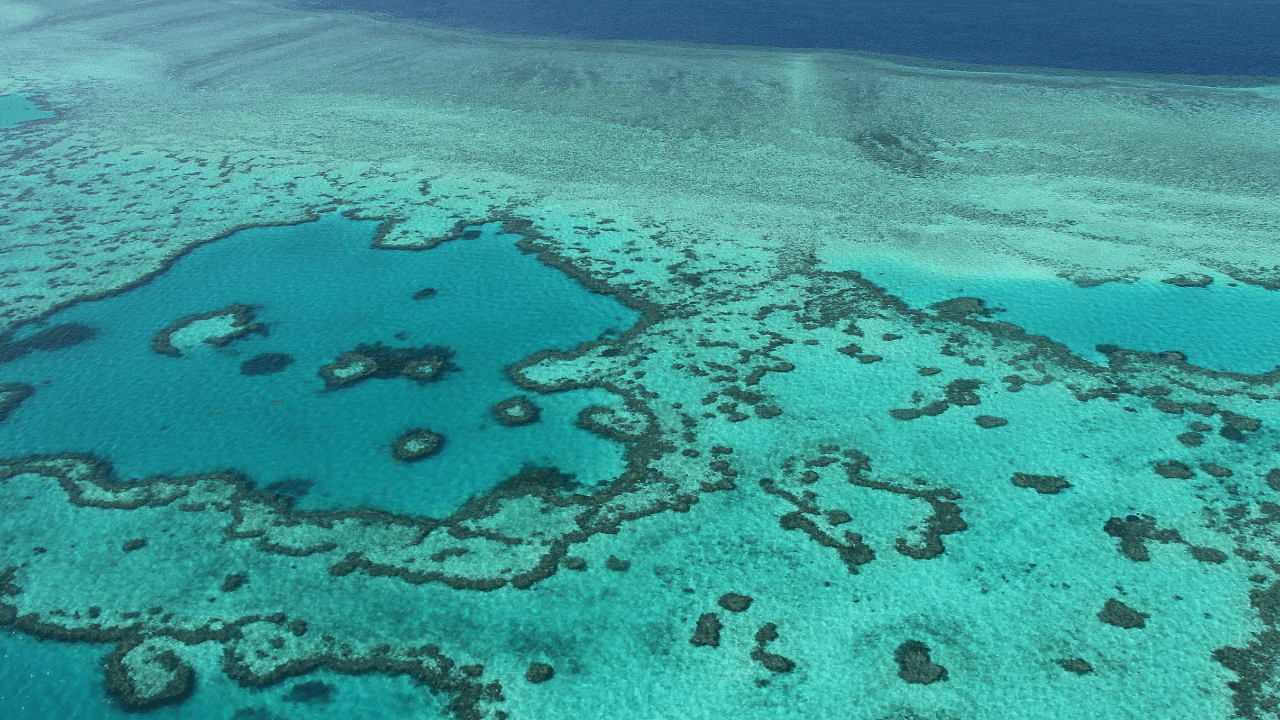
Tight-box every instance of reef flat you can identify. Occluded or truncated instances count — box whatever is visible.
[2,0,1280,718]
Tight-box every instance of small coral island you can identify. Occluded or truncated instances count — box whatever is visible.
[392,429,446,462]
[152,304,265,357]
[492,396,541,426]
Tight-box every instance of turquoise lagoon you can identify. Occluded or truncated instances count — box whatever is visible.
[0,214,640,515]
[0,94,53,129]
[855,258,1280,374]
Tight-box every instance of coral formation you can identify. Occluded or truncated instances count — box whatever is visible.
[392,430,446,462]
[153,304,264,357]
[893,640,946,684]
[492,396,541,427]
[241,353,295,376]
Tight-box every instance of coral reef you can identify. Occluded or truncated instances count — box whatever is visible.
[492,396,541,427]
[153,304,264,357]
[392,430,446,462]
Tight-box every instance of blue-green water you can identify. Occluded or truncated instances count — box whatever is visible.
[0,95,53,129]
[859,262,1280,374]
[0,215,639,515]
[3,1,1279,717]
[0,628,449,720]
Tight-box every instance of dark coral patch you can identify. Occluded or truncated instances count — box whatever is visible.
[975,415,1008,428]
[605,556,631,572]
[1098,598,1149,629]
[1162,273,1213,288]
[944,379,982,406]
[1056,658,1094,675]
[283,680,334,704]
[754,623,778,643]
[893,640,947,684]
[718,593,753,613]
[930,296,995,319]
[921,401,949,416]
[1220,411,1262,433]
[492,396,541,427]
[1153,461,1194,479]
[1220,426,1246,442]
[749,622,794,673]
[221,573,248,593]
[751,647,795,673]
[1202,464,1233,478]
[0,382,34,422]
[827,509,852,525]
[488,465,580,499]
[1103,515,1182,562]
[525,662,554,684]
[320,343,457,390]
[263,478,314,502]
[1010,473,1071,494]
[240,353,294,376]
[0,322,97,363]
[1188,546,1228,564]
[777,510,875,570]
[392,429,446,462]
[690,613,722,647]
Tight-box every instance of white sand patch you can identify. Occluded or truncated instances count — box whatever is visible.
[164,312,239,351]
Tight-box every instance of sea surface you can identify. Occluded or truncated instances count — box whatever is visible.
[1,1,1279,719]
[308,0,1280,76]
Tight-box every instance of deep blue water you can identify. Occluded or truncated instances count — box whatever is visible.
[308,0,1280,76]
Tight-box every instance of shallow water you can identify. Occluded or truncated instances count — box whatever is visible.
[855,259,1280,373]
[2,1,1280,719]
[0,94,52,128]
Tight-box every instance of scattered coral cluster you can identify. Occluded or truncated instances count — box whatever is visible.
[2,208,1277,718]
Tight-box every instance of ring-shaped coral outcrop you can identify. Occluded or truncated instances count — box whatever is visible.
[492,396,540,426]
[392,429,446,462]
[152,303,265,357]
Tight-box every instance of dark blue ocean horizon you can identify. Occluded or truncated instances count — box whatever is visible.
[304,0,1279,77]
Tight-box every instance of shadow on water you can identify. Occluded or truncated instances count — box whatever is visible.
[0,322,97,363]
